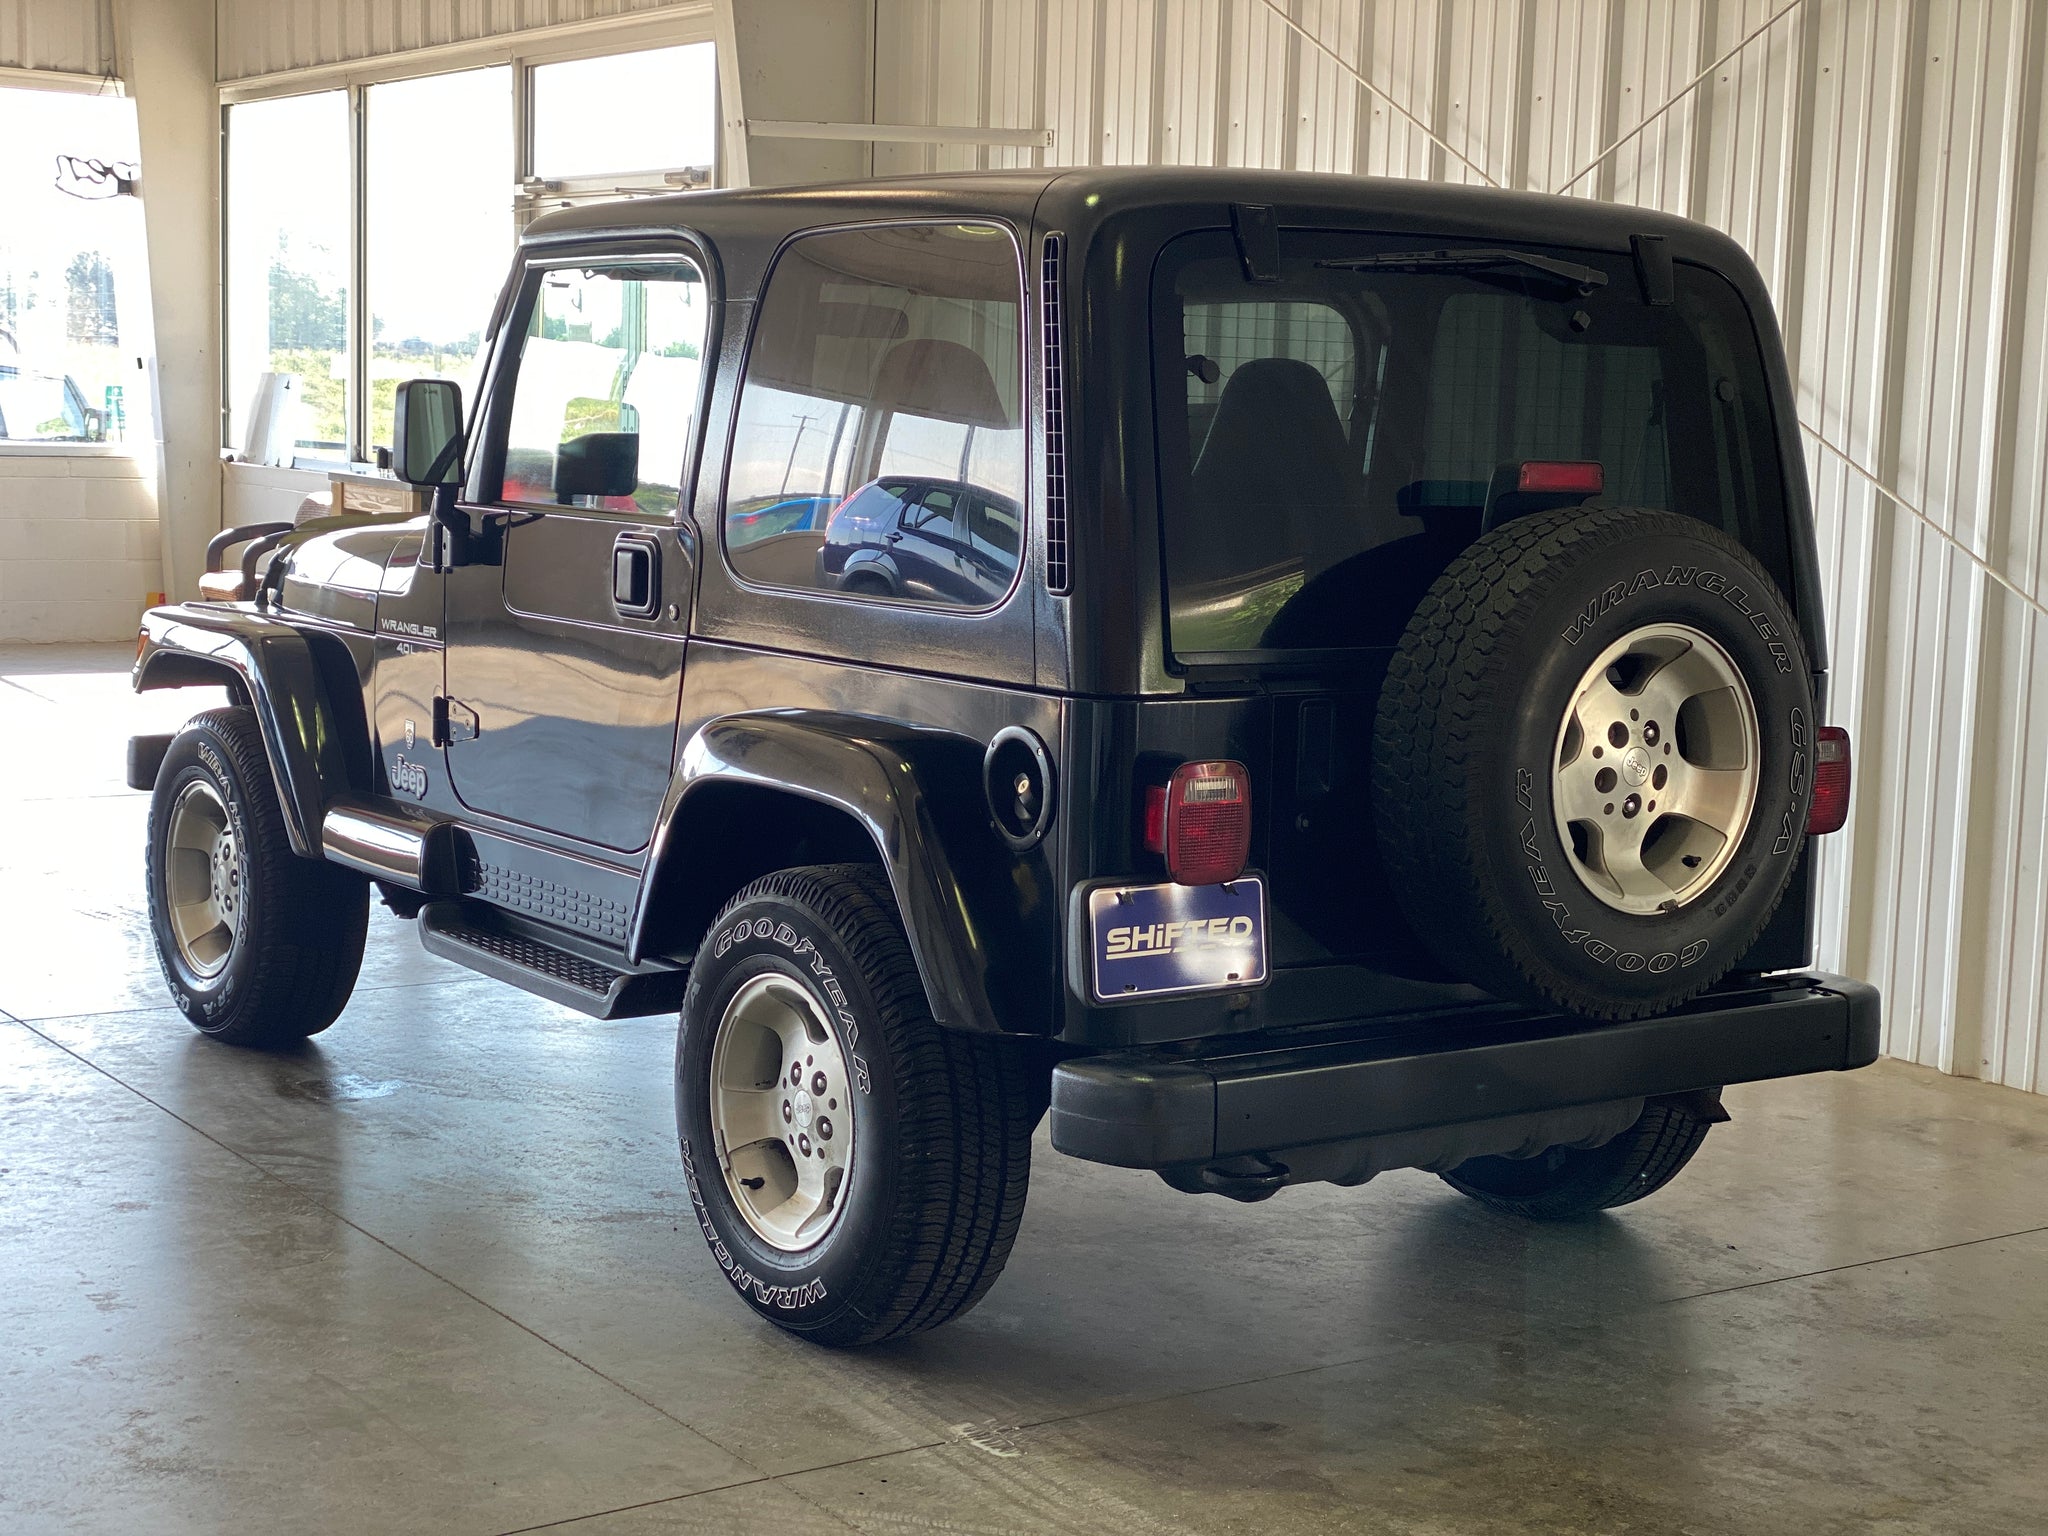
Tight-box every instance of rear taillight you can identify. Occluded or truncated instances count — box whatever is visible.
[1518,459,1605,495]
[1808,726,1851,835]
[1143,760,1250,886]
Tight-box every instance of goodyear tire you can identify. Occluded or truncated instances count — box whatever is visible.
[145,706,369,1046]
[1374,506,1816,1020]
[675,865,1045,1346]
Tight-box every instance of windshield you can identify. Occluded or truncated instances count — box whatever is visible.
[1153,229,1793,660]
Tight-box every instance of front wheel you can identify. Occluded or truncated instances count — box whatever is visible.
[1440,1093,1719,1220]
[145,706,368,1047]
[675,865,1045,1346]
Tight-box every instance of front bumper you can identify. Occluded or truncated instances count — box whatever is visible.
[1050,972,1880,1169]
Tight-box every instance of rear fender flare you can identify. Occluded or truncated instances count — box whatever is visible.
[133,607,354,856]
[632,711,1003,1033]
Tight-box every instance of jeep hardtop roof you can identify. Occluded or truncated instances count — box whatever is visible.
[522,166,1766,300]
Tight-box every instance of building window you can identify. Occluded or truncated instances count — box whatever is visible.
[0,86,148,446]
[224,90,351,461]
[365,66,513,454]
[531,43,717,181]
[723,223,1026,609]
[223,34,717,466]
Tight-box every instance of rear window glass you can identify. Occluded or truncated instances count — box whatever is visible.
[1153,229,1792,659]
[723,222,1026,609]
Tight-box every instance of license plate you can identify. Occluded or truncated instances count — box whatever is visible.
[1087,877,1268,1003]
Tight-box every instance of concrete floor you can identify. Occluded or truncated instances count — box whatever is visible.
[4,643,2047,1536]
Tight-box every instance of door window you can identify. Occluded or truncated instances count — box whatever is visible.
[723,221,1026,608]
[498,260,707,517]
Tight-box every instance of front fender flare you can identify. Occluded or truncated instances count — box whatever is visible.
[133,605,354,856]
[633,711,1004,1033]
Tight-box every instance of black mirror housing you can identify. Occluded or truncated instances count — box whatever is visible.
[393,379,465,486]
[554,431,639,500]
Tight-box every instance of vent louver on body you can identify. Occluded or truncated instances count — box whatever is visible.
[1040,233,1070,594]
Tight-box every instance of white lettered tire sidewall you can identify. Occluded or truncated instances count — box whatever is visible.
[675,892,895,1336]
[148,723,260,1025]
[1491,523,1815,1010]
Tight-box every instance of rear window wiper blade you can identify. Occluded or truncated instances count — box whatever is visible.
[1317,247,1610,294]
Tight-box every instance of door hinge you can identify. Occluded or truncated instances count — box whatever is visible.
[432,696,479,747]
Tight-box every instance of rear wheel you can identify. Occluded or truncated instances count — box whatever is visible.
[1441,1094,1718,1220]
[145,706,369,1046]
[675,864,1046,1345]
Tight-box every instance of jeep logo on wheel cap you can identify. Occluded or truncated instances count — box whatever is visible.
[1622,746,1651,787]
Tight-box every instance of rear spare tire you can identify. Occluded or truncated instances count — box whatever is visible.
[1373,505,1815,1020]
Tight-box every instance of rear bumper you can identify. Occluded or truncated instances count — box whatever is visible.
[1049,972,1880,1169]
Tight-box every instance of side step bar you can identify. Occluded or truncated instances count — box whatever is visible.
[418,900,689,1020]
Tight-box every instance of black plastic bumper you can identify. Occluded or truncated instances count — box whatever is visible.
[1049,972,1881,1169]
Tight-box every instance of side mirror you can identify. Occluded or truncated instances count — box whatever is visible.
[554,431,639,501]
[393,379,464,486]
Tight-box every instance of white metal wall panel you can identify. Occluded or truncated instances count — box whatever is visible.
[214,0,702,82]
[874,0,2048,1092]
[0,0,115,77]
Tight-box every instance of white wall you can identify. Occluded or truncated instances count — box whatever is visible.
[120,0,221,613]
[214,0,709,81]
[0,0,114,78]
[0,454,158,641]
[874,0,2048,1093]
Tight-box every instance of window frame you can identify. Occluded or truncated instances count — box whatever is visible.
[717,217,1032,617]
[466,240,719,527]
[218,15,722,466]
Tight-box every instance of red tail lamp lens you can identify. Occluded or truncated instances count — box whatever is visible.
[1518,459,1605,495]
[1149,759,1251,886]
[1808,726,1851,835]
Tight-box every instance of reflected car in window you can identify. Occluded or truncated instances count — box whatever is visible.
[815,476,1021,607]
[0,365,101,442]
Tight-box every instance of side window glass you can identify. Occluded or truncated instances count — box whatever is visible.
[723,222,1026,607]
[499,260,706,516]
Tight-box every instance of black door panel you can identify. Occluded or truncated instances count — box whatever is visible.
[444,518,687,853]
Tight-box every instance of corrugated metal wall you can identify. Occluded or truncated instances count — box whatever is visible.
[214,0,701,81]
[0,0,116,77]
[876,0,2048,1093]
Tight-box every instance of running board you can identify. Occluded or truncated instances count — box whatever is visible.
[322,799,457,889]
[417,900,688,1019]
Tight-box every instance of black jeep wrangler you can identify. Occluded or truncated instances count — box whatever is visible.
[131,169,1876,1345]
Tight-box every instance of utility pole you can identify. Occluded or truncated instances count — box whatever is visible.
[779,411,819,494]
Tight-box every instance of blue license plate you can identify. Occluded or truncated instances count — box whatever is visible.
[1086,877,1268,1003]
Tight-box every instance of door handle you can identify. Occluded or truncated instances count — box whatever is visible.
[611,532,661,619]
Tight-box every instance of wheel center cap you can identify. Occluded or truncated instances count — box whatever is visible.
[794,1089,813,1129]
[1621,746,1651,787]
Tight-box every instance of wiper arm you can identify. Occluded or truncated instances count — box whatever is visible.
[1317,247,1610,294]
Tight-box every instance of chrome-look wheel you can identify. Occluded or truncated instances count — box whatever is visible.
[164,780,242,977]
[1551,622,1761,916]
[708,973,856,1252]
